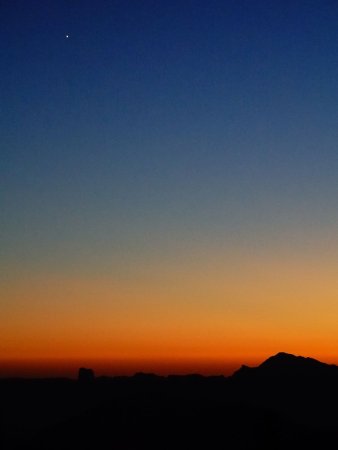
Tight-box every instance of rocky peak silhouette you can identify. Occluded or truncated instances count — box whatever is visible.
[233,352,338,378]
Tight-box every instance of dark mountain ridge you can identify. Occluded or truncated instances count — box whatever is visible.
[2,352,338,450]
[233,351,338,378]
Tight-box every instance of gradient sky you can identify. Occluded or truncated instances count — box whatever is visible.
[2,0,338,377]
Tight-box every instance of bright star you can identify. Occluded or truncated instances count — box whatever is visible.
[65,34,69,39]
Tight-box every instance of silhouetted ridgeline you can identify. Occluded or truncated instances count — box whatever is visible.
[234,352,338,378]
[2,353,338,449]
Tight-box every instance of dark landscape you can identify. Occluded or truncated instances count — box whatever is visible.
[2,353,338,450]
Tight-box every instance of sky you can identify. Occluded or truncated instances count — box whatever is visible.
[2,0,338,377]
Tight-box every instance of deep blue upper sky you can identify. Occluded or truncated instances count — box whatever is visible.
[2,0,338,275]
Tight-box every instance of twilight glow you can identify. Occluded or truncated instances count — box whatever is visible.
[2,1,338,377]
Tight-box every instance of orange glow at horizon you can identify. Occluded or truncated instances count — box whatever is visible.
[2,246,338,377]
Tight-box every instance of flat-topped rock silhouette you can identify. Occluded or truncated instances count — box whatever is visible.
[78,367,95,382]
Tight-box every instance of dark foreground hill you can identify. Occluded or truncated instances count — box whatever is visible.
[1,353,338,450]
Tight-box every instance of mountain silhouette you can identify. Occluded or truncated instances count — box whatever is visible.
[3,353,338,450]
[233,352,338,378]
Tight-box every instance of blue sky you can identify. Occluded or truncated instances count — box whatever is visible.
[2,1,338,275]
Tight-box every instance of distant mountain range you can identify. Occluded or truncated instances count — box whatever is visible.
[3,352,338,450]
[0,353,338,450]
